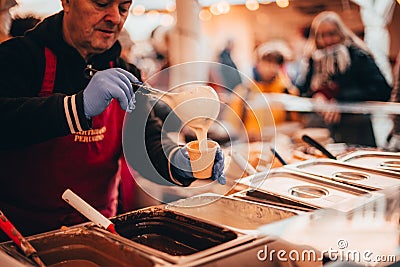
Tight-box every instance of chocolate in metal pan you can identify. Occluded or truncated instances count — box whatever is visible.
[111,207,238,257]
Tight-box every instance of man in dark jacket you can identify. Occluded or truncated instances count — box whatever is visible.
[0,0,224,239]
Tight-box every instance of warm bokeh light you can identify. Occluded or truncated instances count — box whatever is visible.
[131,5,146,16]
[210,3,221,15]
[199,9,212,21]
[245,0,259,11]
[160,14,175,26]
[276,0,289,8]
[146,10,160,19]
[209,1,230,15]
[166,2,176,12]
[217,1,231,14]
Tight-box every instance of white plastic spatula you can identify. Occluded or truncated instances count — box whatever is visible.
[62,189,118,235]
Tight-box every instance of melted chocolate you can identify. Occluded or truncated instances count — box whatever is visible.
[112,207,237,256]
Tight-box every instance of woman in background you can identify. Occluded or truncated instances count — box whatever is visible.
[296,11,391,147]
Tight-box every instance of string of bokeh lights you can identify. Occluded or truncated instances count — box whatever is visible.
[130,0,291,26]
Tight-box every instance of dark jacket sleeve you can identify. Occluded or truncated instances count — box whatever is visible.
[120,61,188,185]
[336,47,392,102]
[0,38,90,150]
[295,58,314,97]
[122,92,181,186]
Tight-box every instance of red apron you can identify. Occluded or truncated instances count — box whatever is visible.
[0,48,127,237]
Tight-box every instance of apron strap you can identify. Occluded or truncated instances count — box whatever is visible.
[38,47,57,96]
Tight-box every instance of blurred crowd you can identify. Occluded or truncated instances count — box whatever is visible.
[1,2,398,151]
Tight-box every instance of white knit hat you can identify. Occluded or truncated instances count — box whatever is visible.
[256,40,293,62]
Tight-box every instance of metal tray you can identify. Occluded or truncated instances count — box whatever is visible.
[231,189,317,212]
[99,207,254,265]
[164,193,301,232]
[0,248,33,267]
[0,227,161,267]
[339,151,400,172]
[287,159,400,191]
[233,169,373,212]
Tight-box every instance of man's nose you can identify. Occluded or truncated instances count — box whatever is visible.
[105,4,121,25]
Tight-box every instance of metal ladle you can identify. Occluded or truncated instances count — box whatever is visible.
[84,67,167,97]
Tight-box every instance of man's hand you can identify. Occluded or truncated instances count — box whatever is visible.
[83,68,138,118]
[313,92,341,125]
[170,146,226,186]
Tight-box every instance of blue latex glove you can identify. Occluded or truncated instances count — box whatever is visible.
[83,68,138,118]
[170,146,226,186]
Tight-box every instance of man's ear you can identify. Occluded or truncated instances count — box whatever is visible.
[61,0,71,12]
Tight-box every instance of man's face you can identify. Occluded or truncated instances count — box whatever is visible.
[62,0,132,58]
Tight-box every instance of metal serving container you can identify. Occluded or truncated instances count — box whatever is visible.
[232,169,373,212]
[163,194,319,267]
[0,227,162,267]
[168,236,316,267]
[164,193,301,232]
[338,151,400,172]
[100,206,255,265]
[231,189,317,212]
[0,248,33,267]
[286,159,400,191]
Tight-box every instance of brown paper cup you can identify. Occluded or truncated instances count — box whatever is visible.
[186,140,219,179]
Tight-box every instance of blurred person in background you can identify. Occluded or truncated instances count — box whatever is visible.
[386,51,400,151]
[10,15,41,37]
[221,40,297,142]
[0,0,16,43]
[217,39,242,92]
[295,11,391,147]
[252,40,297,95]
[149,25,171,81]
[118,28,134,63]
[0,0,225,240]
[146,25,183,134]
